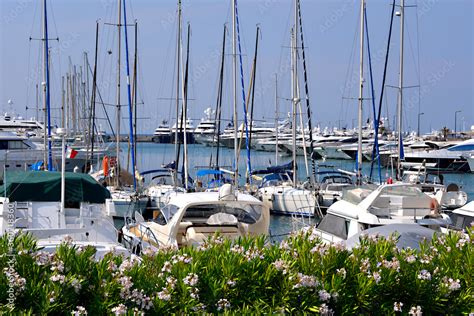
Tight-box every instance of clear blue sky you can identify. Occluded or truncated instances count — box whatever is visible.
[1,0,472,135]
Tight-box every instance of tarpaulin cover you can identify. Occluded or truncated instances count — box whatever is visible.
[0,171,111,203]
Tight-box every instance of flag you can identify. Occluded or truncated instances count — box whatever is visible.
[66,147,78,159]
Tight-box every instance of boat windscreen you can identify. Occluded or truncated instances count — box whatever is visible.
[381,186,425,197]
[182,203,262,224]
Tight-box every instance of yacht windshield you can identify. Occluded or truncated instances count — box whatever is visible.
[380,186,425,197]
[182,203,262,224]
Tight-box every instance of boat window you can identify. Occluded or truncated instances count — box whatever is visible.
[0,141,8,150]
[450,213,474,230]
[182,203,262,224]
[381,186,424,197]
[8,141,29,149]
[160,204,180,222]
[317,214,348,239]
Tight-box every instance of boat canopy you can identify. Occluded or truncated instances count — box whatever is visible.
[196,169,225,177]
[0,171,111,203]
[253,161,295,175]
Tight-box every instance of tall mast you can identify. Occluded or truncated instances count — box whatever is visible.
[215,25,226,169]
[123,0,137,190]
[42,0,52,171]
[291,0,298,188]
[182,23,191,191]
[35,83,39,121]
[297,0,316,182]
[275,74,279,165]
[397,0,405,179]
[173,0,182,188]
[90,21,99,167]
[232,0,238,187]
[115,0,122,187]
[357,0,365,184]
[61,76,65,128]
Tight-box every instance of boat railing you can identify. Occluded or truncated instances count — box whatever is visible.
[138,223,162,248]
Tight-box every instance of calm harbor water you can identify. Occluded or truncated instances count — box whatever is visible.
[120,142,474,239]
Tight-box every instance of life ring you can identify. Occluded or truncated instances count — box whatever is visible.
[103,156,110,177]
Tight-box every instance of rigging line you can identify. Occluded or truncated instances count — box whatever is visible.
[370,0,395,179]
[86,60,115,137]
[234,0,252,183]
[297,0,316,182]
[122,0,137,189]
[364,6,382,184]
[340,6,361,124]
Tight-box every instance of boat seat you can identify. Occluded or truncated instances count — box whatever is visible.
[185,224,240,245]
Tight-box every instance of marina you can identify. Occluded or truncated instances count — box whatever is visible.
[0,0,472,313]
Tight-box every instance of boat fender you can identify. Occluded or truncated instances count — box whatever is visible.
[103,156,110,177]
[429,198,441,215]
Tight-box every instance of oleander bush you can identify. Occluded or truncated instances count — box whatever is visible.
[0,227,472,315]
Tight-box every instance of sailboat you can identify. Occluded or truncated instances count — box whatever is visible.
[0,0,127,257]
[144,0,190,208]
[257,0,316,217]
[105,0,148,219]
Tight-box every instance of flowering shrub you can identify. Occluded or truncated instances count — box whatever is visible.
[0,228,472,314]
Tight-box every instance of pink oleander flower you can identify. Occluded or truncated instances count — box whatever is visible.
[216,298,231,311]
[319,303,334,316]
[161,261,172,273]
[408,305,422,316]
[183,273,199,287]
[111,304,127,315]
[71,306,87,315]
[318,290,331,302]
[50,274,66,284]
[417,270,431,281]
[293,273,319,288]
[372,271,381,284]
[157,288,171,301]
[393,302,403,312]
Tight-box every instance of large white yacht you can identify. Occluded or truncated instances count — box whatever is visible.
[399,139,474,173]
[151,120,171,144]
[194,108,217,146]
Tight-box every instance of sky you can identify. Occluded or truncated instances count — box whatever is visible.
[0,0,472,135]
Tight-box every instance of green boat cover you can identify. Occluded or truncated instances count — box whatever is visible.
[0,171,111,203]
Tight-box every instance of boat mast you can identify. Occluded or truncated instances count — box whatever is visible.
[182,23,191,191]
[397,0,405,180]
[275,74,279,165]
[215,25,226,169]
[232,0,239,188]
[173,0,182,188]
[42,0,53,171]
[123,0,137,190]
[291,0,298,188]
[90,21,99,168]
[115,0,122,187]
[356,0,365,185]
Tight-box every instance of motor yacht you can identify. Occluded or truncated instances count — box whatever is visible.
[313,183,451,244]
[120,184,270,251]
